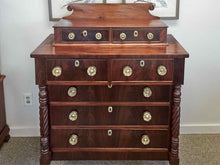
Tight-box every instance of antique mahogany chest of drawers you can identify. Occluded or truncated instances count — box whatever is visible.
[31,4,189,165]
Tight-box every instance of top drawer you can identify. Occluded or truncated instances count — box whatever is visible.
[112,28,167,43]
[54,28,109,43]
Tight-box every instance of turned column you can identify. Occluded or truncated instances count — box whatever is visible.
[39,85,51,165]
[169,85,181,165]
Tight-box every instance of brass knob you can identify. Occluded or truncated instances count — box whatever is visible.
[69,134,78,146]
[157,65,167,76]
[82,30,87,37]
[108,129,112,136]
[68,87,77,97]
[95,32,102,40]
[108,106,113,113]
[140,60,145,67]
[87,66,97,76]
[147,32,154,40]
[74,60,80,67]
[134,30,138,37]
[69,111,78,121]
[52,66,62,77]
[120,33,126,40]
[108,84,112,88]
[143,87,152,98]
[141,135,150,145]
[143,111,152,122]
[68,32,75,40]
[123,66,132,77]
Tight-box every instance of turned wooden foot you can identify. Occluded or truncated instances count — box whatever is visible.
[169,156,179,165]
[4,134,10,142]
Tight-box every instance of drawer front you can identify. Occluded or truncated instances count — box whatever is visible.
[62,29,109,42]
[48,85,171,102]
[51,129,168,148]
[50,106,169,126]
[47,59,108,81]
[112,59,173,81]
[112,28,167,43]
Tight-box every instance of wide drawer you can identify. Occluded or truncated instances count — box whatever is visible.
[51,129,168,148]
[48,85,171,102]
[112,28,167,43]
[47,59,107,81]
[112,59,173,81]
[50,106,169,126]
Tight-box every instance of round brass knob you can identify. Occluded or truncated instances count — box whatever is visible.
[157,65,167,76]
[74,60,80,67]
[120,33,126,40]
[68,87,77,97]
[147,32,154,40]
[69,134,78,146]
[69,111,78,121]
[82,30,87,37]
[143,87,152,98]
[143,111,152,122]
[68,32,75,40]
[108,129,112,136]
[134,30,138,37]
[108,106,113,113]
[95,32,102,40]
[52,66,62,77]
[123,66,133,77]
[87,66,97,77]
[141,135,150,145]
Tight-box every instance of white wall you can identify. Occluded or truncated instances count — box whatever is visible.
[0,0,220,136]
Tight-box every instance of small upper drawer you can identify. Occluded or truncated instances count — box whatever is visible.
[47,59,107,81]
[59,29,109,43]
[112,59,173,81]
[51,129,168,148]
[112,28,167,43]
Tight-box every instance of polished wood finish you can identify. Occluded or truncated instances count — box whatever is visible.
[31,4,188,165]
[0,75,10,148]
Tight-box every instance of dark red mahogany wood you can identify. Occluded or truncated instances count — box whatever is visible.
[0,75,10,149]
[31,4,188,165]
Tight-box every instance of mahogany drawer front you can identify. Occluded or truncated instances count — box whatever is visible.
[47,59,107,81]
[112,28,167,43]
[112,59,173,81]
[48,85,171,102]
[51,129,168,148]
[61,29,109,42]
[50,106,169,126]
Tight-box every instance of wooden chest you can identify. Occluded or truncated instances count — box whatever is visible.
[31,4,189,165]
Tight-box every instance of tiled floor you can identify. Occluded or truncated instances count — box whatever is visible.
[0,135,220,165]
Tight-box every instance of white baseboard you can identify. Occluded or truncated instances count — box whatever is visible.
[9,124,220,137]
[180,124,220,134]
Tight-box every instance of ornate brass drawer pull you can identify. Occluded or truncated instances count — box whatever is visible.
[82,30,87,37]
[120,32,126,40]
[68,32,75,40]
[123,66,133,77]
[147,32,154,40]
[134,30,138,37]
[143,87,152,98]
[68,87,77,97]
[143,111,152,122]
[69,111,78,121]
[87,66,97,76]
[69,134,78,146]
[52,66,62,77]
[95,32,102,40]
[141,135,150,145]
[157,65,167,76]
[108,106,113,113]
[108,129,112,136]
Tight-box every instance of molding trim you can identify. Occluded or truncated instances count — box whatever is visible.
[9,124,220,137]
[180,124,220,134]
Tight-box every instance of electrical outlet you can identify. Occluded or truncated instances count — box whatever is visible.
[23,93,33,106]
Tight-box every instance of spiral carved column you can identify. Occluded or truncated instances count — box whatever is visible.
[39,86,51,165]
[169,85,181,165]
